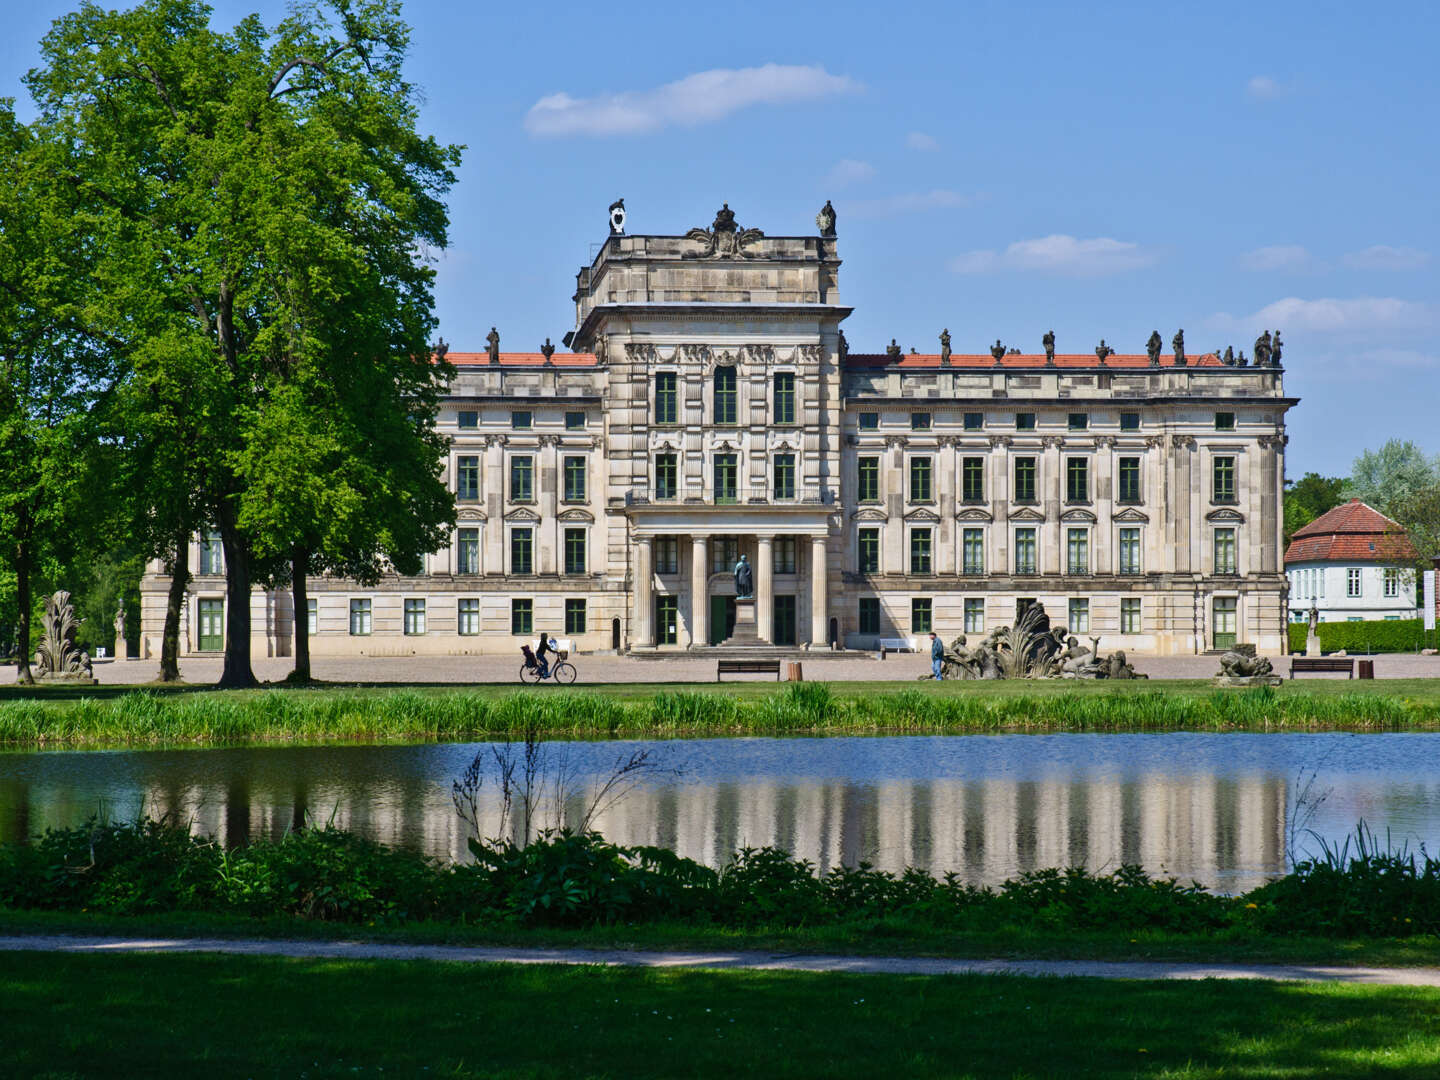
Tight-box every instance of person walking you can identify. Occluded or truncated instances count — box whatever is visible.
[929,631,944,680]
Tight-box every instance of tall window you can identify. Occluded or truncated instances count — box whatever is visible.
[655,372,678,424]
[1214,528,1237,574]
[714,366,737,425]
[1119,528,1141,574]
[510,528,533,575]
[456,527,479,574]
[1212,597,1236,649]
[964,598,985,633]
[348,598,372,636]
[306,597,317,636]
[511,598,533,636]
[655,454,678,500]
[857,457,880,501]
[962,457,984,502]
[197,598,224,651]
[655,538,679,575]
[200,529,224,575]
[1347,568,1362,597]
[457,410,478,429]
[1014,457,1037,502]
[1014,528,1037,574]
[565,598,586,636]
[1118,457,1141,503]
[1384,568,1401,598]
[773,372,796,425]
[909,457,932,502]
[1120,597,1141,634]
[1212,456,1236,502]
[713,454,738,503]
[910,412,931,431]
[858,597,880,635]
[563,457,586,502]
[773,454,796,500]
[458,598,480,636]
[962,528,984,575]
[774,537,797,574]
[457,456,480,500]
[911,598,932,633]
[563,528,586,575]
[1119,412,1140,431]
[656,596,678,645]
[964,412,984,430]
[858,528,880,574]
[403,598,426,636]
[710,538,740,575]
[1068,598,1089,633]
[509,456,533,501]
[910,528,932,574]
[1066,528,1089,574]
[1066,458,1089,502]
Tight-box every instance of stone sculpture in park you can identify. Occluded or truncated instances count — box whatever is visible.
[1215,651,1282,687]
[918,602,1144,680]
[34,590,95,682]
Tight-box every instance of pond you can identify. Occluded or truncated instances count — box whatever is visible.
[2,733,1439,892]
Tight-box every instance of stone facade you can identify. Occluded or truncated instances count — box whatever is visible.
[140,206,1296,659]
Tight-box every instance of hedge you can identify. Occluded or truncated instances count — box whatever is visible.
[1287,618,1437,655]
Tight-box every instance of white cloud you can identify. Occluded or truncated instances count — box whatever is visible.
[905,131,938,151]
[1240,244,1312,272]
[949,235,1156,277]
[1247,74,1284,100]
[524,64,860,137]
[826,158,875,187]
[1343,245,1431,271]
[846,190,975,217]
[1211,296,1433,334]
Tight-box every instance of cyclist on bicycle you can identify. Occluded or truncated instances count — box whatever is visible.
[534,631,556,679]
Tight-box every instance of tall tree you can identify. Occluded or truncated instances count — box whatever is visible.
[24,0,461,687]
[1346,440,1440,517]
[1283,472,1347,545]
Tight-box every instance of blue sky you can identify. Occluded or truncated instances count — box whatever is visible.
[4,0,1437,477]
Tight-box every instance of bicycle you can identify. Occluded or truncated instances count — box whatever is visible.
[519,644,577,685]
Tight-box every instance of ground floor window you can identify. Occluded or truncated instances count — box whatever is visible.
[858,597,880,635]
[1120,597,1141,635]
[1347,568,1362,597]
[911,598,932,634]
[511,598,532,636]
[349,598,372,636]
[964,598,984,634]
[198,598,224,651]
[773,594,797,645]
[403,598,426,636]
[1384,568,1400,598]
[306,597,317,636]
[711,538,740,575]
[565,598,586,636]
[656,596,678,645]
[655,537,679,575]
[1212,597,1237,649]
[1068,597,1089,634]
[458,598,480,636]
[774,537,797,575]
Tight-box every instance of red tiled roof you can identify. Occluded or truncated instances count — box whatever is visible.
[1285,499,1417,564]
[843,352,1224,369]
[445,352,598,367]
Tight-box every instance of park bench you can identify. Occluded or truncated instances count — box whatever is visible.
[716,659,782,682]
[878,637,918,658]
[1289,656,1355,679]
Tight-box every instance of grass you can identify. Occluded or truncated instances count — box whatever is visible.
[2,680,1440,746]
[4,950,1440,1078]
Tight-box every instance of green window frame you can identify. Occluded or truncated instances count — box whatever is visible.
[457,455,480,501]
[1212,456,1237,503]
[457,410,478,429]
[655,538,679,575]
[456,527,479,574]
[511,598,533,636]
[655,372,678,425]
[1213,528,1237,574]
[858,412,879,430]
[964,412,984,431]
[1066,457,1089,502]
[654,454,678,500]
[1066,528,1089,575]
[565,410,586,430]
[1121,597,1141,634]
[200,529,224,575]
[458,598,480,636]
[656,596,679,645]
[962,528,984,575]
[910,528,932,574]
[858,597,880,635]
[910,412,931,431]
[563,456,586,502]
[962,457,984,502]
[509,456,533,501]
[1068,597,1089,633]
[510,528,533,575]
[858,528,880,574]
[1384,568,1401,598]
[857,457,880,502]
[348,598,371,637]
[565,598,586,636]
[713,454,738,503]
[1118,456,1141,503]
[773,454,796,500]
[1212,597,1236,649]
[403,598,426,636]
[774,537,797,575]
[714,366,737,425]
[563,528,586,575]
[1014,528,1037,575]
[1119,527,1142,574]
[909,457,932,502]
[306,597,317,637]
[910,598,933,633]
[1119,412,1140,431]
[773,372,796,425]
[1215,412,1235,431]
[964,597,984,634]
[198,598,224,651]
[1068,412,1088,431]
[1014,457,1037,502]
[1015,412,1036,431]
[510,410,532,430]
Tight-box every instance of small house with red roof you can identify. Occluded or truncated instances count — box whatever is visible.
[1285,499,1418,623]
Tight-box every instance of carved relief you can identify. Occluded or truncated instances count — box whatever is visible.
[884,435,909,449]
[988,435,1013,449]
[1008,506,1046,522]
[504,507,541,522]
[1093,436,1117,449]
[483,434,509,449]
[1205,508,1246,523]
[558,508,596,523]
[684,203,766,258]
[904,507,941,523]
[456,508,488,522]
[955,507,994,522]
[851,507,889,522]
[624,343,658,365]
[1113,507,1151,523]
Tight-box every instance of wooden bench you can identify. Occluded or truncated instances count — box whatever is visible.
[878,637,918,659]
[717,659,782,682]
[1290,656,1355,679]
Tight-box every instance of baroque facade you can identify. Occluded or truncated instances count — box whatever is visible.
[140,204,1297,659]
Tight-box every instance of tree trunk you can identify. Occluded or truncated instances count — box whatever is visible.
[160,527,190,682]
[14,533,33,685]
[217,512,256,689]
[291,546,310,683]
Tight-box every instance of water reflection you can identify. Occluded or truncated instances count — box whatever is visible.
[1,733,1437,892]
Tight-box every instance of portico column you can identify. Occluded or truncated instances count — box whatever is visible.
[810,536,828,647]
[635,537,653,647]
[756,537,774,642]
[690,536,708,647]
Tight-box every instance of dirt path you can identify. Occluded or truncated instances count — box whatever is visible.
[4,934,1439,985]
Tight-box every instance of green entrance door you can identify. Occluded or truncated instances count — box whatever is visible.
[197,599,224,652]
[1213,597,1237,650]
[709,595,736,645]
[773,595,797,646]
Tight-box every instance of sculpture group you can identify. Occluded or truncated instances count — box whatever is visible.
[922,602,1144,681]
[33,590,94,682]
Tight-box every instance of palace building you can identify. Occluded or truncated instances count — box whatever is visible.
[139,203,1298,659]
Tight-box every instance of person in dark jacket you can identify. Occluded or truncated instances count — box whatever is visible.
[535,632,551,678]
[929,631,944,680]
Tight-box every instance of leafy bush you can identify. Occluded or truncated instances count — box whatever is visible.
[1288,617,1434,655]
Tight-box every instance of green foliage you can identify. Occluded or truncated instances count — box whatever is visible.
[1346,439,1440,517]
[1284,472,1347,544]
[1287,618,1434,655]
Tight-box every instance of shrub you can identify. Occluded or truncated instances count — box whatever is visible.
[1288,617,1434,655]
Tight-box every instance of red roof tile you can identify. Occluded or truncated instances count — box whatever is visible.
[843,352,1224,369]
[1285,499,1417,564]
[445,352,598,367]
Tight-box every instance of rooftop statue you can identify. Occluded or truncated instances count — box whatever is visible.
[939,328,951,363]
[540,338,555,361]
[686,203,765,258]
[486,327,500,364]
[990,339,1006,364]
[1095,339,1113,364]
[1042,330,1056,364]
[816,199,836,237]
[1172,328,1186,367]
[1253,330,1272,367]
[1146,330,1162,366]
[1271,330,1283,366]
[608,197,626,235]
[886,339,902,359]
[1222,346,1235,365]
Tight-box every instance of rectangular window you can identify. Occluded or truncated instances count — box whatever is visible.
[197,598,224,652]
[713,454,738,503]
[964,412,984,430]
[1118,457,1141,503]
[349,598,372,637]
[509,456,533,501]
[773,454,796,500]
[1384,568,1400,598]
[1066,457,1089,502]
[962,457,984,502]
[1016,412,1036,431]
[565,598,586,636]
[403,598,426,636]
[457,456,480,501]
[910,412,931,431]
[710,538,740,576]
[511,598,532,636]
[858,597,880,635]
[1066,528,1089,575]
[1014,457,1037,502]
[962,528,985,575]
[655,454,678,500]
[1014,528,1037,574]
[458,410,478,429]
[565,410,586,430]
[510,528,533,575]
[911,598,932,633]
[200,529,224,575]
[773,372,796,425]
[563,456,586,502]
[1215,411,1236,431]
[1068,412,1088,431]
[714,366,737,425]
[456,527,479,574]
[1213,456,1236,503]
[964,598,985,634]
[1068,598,1090,634]
[909,457,933,502]
[858,528,880,574]
[1348,568,1362,597]
[655,372,678,425]
[858,412,879,430]
[857,457,880,502]
[1213,597,1237,649]
[910,528,933,574]
[306,597,317,637]
[458,598,480,636]
[656,596,678,645]
[1119,528,1142,574]
[1120,597,1141,634]
[511,410,532,430]
[655,538,679,575]
[774,537,797,575]
[564,528,586,575]
[1119,412,1140,431]
[1214,528,1237,574]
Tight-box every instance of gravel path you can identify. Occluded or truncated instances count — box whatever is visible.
[4,934,1439,985]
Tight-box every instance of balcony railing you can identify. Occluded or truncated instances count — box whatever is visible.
[626,486,836,506]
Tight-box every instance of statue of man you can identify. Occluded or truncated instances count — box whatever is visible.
[939,328,951,363]
[815,199,836,237]
[486,326,500,364]
[1253,330,1272,367]
[1042,330,1056,364]
[1223,346,1235,365]
[837,329,849,361]
[1172,329,1186,367]
[1271,330,1283,366]
[1146,330,1162,366]
[733,554,754,598]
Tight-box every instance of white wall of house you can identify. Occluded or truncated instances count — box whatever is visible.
[1286,561,1418,622]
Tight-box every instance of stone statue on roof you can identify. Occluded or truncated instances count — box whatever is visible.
[541,338,555,361]
[1095,339,1113,364]
[1146,331,1162,367]
[837,329,849,361]
[939,328,951,364]
[886,339,902,359]
[486,327,500,365]
[1223,346,1235,365]
[608,197,626,235]
[1042,330,1055,364]
[1271,330,1283,366]
[1253,330,1272,368]
[1172,329,1186,367]
[816,199,836,237]
[990,339,1006,365]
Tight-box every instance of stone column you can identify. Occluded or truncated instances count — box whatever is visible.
[810,536,828,646]
[690,535,708,647]
[635,537,653,647]
[756,536,774,642]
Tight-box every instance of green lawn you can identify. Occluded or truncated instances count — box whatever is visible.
[3,950,1439,1078]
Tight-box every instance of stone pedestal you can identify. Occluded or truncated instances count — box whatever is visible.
[722,597,764,647]
[1304,631,1321,657]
